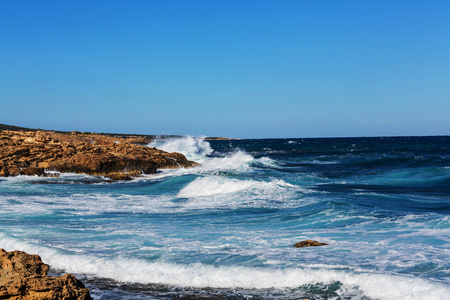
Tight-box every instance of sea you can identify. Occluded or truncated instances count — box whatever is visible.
[1,136,449,299]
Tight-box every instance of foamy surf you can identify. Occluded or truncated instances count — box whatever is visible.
[149,136,213,163]
[149,136,255,173]
[178,176,297,198]
[178,176,255,197]
[1,233,448,300]
[175,176,307,210]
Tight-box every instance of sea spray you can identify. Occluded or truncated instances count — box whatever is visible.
[149,136,213,163]
[150,136,255,172]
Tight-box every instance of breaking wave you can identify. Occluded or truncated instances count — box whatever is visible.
[149,136,213,163]
[1,233,448,300]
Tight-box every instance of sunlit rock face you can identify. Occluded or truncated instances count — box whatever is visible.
[0,130,199,180]
[0,248,92,300]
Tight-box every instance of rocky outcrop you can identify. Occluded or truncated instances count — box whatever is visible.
[293,240,329,248]
[0,248,92,300]
[0,130,199,180]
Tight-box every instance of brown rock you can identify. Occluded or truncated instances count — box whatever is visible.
[126,137,151,145]
[106,172,133,180]
[0,248,92,300]
[0,249,48,279]
[0,130,199,180]
[43,172,60,178]
[20,167,44,176]
[293,240,329,248]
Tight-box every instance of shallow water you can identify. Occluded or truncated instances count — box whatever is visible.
[1,136,449,299]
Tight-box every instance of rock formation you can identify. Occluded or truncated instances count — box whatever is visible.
[0,248,92,300]
[0,130,199,180]
[293,240,329,248]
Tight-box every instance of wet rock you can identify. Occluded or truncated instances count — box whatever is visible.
[106,172,135,181]
[43,172,60,178]
[293,240,329,248]
[0,248,92,300]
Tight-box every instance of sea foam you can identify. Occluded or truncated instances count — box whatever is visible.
[177,176,297,198]
[178,176,255,198]
[149,136,213,163]
[150,136,254,172]
[1,233,449,300]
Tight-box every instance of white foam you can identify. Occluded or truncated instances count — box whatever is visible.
[0,176,305,216]
[149,136,255,173]
[0,192,177,215]
[200,151,254,172]
[149,136,213,163]
[178,177,254,198]
[176,176,303,211]
[178,176,297,198]
[254,156,281,169]
[1,233,448,300]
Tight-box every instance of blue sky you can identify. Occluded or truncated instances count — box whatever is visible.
[1,1,449,138]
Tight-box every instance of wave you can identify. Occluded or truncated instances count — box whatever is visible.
[1,177,305,216]
[177,176,297,198]
[371,167,450,187]
[1,233,448,300]
[174,176,309,211]
[178,176,255,197]
[150,136,257,174]
[149,136,213,163]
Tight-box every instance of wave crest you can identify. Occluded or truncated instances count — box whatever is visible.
[149,136,213,162]
[178,177,296,198]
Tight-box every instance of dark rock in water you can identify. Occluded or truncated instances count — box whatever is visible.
[293,240,329,248]
[43,172,60,178]
[107,172,134,181]
[0,248,92,300]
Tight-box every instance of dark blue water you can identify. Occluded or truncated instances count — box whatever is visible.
[1,136,449,299]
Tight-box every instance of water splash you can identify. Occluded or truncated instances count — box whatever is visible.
[149,136,213,163]
[1,232,448,300]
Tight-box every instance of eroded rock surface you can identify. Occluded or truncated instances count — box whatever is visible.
[0,248,92,300]
[0,130,199,180]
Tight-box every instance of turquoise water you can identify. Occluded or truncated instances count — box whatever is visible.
[1,136,449,299]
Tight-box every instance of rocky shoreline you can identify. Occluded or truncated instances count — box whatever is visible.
[0,248,92,300]
[0,130,199,180]
[0,129,201,298]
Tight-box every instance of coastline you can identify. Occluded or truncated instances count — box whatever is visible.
[0,126,200,299]
[0,129,199,180]
[1,129,449,299]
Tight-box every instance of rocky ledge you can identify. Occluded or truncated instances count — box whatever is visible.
[0,248,92,300]
[0,130,199,180]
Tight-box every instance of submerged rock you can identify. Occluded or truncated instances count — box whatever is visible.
[293,240,329,248]
[0,130,199,180]
[0,248,92,300]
